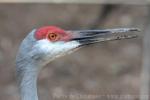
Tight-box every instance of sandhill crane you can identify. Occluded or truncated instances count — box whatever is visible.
[16,26,139,100]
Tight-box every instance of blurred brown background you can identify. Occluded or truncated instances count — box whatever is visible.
[0,4,147,100]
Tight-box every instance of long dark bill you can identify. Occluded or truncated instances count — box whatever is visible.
[70,28,140,46]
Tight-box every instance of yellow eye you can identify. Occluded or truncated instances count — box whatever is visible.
[47,33,59,41]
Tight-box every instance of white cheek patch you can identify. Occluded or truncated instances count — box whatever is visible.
[52,41,80,58]
[34,39,80,63]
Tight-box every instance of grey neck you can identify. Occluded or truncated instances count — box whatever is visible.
[17,65,39,100]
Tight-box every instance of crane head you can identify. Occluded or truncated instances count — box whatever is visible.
[15,26,140,100]
[16,26,139,68]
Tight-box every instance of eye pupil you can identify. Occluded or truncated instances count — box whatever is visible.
[51,34,56,38]
[52,35,55,37]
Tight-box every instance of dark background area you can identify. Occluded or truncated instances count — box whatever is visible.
[0,4,146,100]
